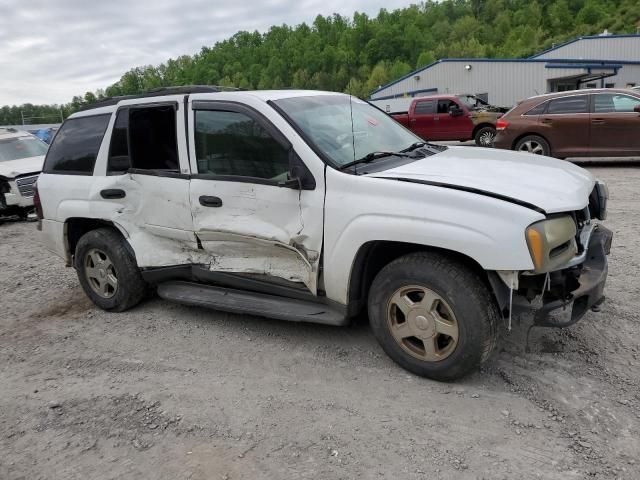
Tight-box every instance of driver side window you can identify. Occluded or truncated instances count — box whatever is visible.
[437,99,457,114]
[194,110,289,180]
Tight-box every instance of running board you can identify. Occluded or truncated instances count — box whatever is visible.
[157,281,348,326]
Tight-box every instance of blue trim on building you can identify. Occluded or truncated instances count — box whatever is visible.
[530,34,640,59]
[373,87,438,101]
[369,56,640,98]
[544,63,623,69]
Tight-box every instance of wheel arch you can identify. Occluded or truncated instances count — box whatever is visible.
[64,218,132,265]
[511,132,551,152]
[472,122,496,139]
[346,241,505,318]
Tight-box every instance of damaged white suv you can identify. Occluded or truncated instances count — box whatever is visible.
[36,87,612,381]
[0,128,48,218]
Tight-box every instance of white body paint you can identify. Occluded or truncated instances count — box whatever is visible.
[37,90,596,306]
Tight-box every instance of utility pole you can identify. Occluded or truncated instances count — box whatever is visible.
[20,110,25,125]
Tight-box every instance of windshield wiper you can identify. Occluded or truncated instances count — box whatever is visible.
[339,151,412,171]
[399,141,426,153]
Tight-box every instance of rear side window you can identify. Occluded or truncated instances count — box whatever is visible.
[547,95,588,114]
[129,106,179,171]
[107,109,131,173]
[43,114,110,175]
[414,100,435,115]
[524,102,547,115]
[109,109,129,158]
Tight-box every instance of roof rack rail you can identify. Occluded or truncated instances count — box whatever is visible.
[78,85,246,111]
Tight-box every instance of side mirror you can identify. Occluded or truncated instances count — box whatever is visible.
[108,155,131,173]
[634,104,640,113]
[449,107,464,117]
[278,177,301,189]
[279,150,316,190]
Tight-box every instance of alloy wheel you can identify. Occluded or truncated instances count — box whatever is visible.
[84,248,118,298]
[519,140,545,155]
[478,130,495,147]
[386,285,459,362]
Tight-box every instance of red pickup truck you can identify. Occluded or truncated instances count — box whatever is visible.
[391,94,508,147]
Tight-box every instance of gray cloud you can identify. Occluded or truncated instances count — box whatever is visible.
[0,0,411,105]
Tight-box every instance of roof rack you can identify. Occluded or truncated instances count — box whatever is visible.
[78,85,245,111]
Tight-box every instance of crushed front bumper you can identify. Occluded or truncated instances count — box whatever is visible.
[517,225,613,328]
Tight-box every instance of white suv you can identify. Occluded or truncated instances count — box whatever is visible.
[36,87,612,381]
[0,128,48,218]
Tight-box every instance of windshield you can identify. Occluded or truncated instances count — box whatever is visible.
[0,136,48,162]
[273,95,424,167]
[457,95,488,109]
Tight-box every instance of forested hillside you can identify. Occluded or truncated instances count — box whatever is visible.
[2,0,638,124]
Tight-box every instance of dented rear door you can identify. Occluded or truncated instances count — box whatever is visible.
[187,101,324,294]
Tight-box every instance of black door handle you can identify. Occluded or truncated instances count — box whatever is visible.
[199,195,223,207]
[100,189,126,199]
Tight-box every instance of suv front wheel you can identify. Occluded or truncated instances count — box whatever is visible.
[74,228,147,312]
[368,252,498,381]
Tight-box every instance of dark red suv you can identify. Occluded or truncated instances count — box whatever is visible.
[494,88,640,158]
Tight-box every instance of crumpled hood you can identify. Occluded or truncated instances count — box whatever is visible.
[368,146,595,214]
[0,156,44,179]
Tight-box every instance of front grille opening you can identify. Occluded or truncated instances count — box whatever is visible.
[15,173,39,198]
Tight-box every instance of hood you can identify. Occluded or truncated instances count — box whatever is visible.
[471,105,508,114]
[368,146,594,214]
[0,155,44,179]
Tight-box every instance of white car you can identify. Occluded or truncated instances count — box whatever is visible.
[0,128,48,218]
[35,87,611,381]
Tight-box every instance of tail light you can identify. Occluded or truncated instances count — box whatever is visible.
[496,119,509,131]
[33,182,44,220]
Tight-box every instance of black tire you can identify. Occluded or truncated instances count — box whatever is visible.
[74,228,147,312]
[474,126,496,147]
[368,252,498,381]
[514,135,551,156]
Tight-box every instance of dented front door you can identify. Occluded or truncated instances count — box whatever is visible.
[188,103,324,294]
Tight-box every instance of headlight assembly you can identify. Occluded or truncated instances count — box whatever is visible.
[525,215,577,273]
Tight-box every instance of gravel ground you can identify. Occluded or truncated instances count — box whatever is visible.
[1,165,639,480]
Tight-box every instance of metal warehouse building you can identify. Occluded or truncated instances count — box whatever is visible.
[369,34,640,112]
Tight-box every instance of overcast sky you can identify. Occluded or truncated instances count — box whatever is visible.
[0,0,413,106]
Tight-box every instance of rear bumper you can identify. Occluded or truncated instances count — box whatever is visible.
[516,225,613,328]
[493,131,516,150]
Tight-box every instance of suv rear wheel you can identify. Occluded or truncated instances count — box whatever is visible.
[74,228,147,312]
[368,252,498,381]
[514,135,550,156]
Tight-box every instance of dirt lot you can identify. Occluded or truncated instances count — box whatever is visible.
[1,165,639,480]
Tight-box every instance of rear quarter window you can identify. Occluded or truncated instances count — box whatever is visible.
[43,114,110,175]
[414,100,435,115]
[523,102,547,115]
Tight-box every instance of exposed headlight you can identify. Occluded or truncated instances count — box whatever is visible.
[589,180,608,220]
[525,215,577,273]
